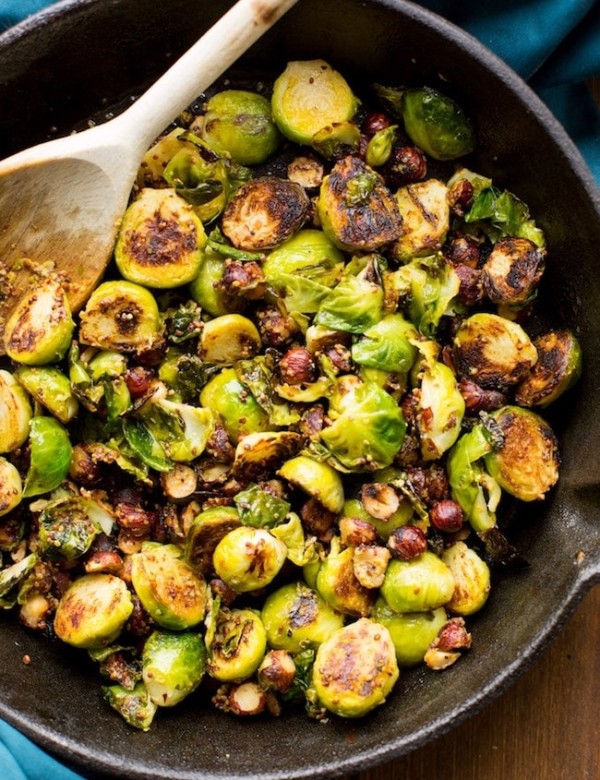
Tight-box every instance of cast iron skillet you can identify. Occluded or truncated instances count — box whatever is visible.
[0,1,599,778]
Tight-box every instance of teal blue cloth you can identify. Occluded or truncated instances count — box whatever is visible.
[0,1,598,778]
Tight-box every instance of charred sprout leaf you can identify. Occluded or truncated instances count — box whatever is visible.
[234,482,291,528]
[122,417,172,473]
[207,226,265,262]
[23,416,73,498]
[465,187,545,247]
[401,86,475,161]
[164,300,203,344]
[102,682,157,731]
[479,526,529,569]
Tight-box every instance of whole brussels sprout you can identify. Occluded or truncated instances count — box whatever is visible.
[142,630,206,707]
[481,236,545,305]
[115,188,206,288]
[3,277,74,365]
[54,573,133,649]
[22,416,72,498]
[372,598,447,666]
[441,541,491,616]
[0,369,32,454]
[484,406,560,502]
[200,89,281,165]
[208,607,267,682]
[312,618,399,718]
[212,526,287,593]
[199,367,270,443]
[380,551,455,613]
[131,543,207,630]
[261,581,344,653]
[271,60,359,145]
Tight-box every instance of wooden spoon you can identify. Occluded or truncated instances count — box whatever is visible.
[0,0,299,351]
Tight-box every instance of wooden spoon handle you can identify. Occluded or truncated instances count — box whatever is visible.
[120,0,300,154]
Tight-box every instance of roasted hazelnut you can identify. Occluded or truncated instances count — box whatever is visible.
[387,525,427,560]
[323,343,354,374]
[257,649,296,694]
[453,264,485,306]
[353,543,391,589]
[448,179,475,215]
[383,145,427,188]
[406,464,449,506]
[83,550,123,575]
[69,442,102,485]
[362,112,392,135]
[443,233,481,268]
[435,617,472,652]
[429,499,464,533]
[279,346,317,385]
[458,378,507,414]
[339,515,378,547]
[360,482,400,521]
[125,365,154,398]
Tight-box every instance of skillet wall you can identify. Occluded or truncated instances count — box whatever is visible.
[1,1,600,778]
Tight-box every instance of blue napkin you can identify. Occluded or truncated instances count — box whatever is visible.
[0,1,598,778]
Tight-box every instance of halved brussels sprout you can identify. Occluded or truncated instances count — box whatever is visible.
[371,599,447,666]
[351,314,418,373]
[200,89,281,165]
[316,537,375,617]
[4,277,74,365]
[199,367,270,442]
[515,330,582,408]
[208,607,267,682]
[221,177,310,251]
[312,618,398,718]
[453,313,538,390]
[320,380,406,471]
[392,179,450,262]
[142,630,206,707]
[184,505,241,576]
[233,431,302,482]
[481,236,545,305]
[14,366,78,424]
[0,457,22,517]
[102,681,157,731]
[317,156,401,252]
[189,248,230,317]
[441,541,490,615]
[278,455,345,514]
[0,369,32,453]
[401,86,475,161]
[79,281,163,354]
[212,526,287,593]
[261,581,344,653]
[115,188,206,288]
[380,552,455,613]
[484,406,560,501]
[199,314,262,365]
[311,120,361,159]
[54,573,133,649]
[131,543,207,630]
[38,496,105,562]
[22,416,73,498]
[271,60,359,145]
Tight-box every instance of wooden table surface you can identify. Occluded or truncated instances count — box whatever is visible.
[350,584,600,780]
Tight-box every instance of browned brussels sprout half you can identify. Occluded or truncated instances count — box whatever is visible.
[481,236,546,305]
[317,156,401,252]
[515,330,582,407]
[0,369,32,453]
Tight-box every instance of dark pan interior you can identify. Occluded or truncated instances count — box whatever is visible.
[0,1,600,778]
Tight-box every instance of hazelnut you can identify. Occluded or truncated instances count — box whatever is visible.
[383,145,427,188]
[387,525,427,560]
[279,346,317,385]
[362,112,392,135]
[448,179,475,215]
[429,499,464,534]
[458,378,507,414]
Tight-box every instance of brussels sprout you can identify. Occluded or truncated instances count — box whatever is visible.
[262,229,345,290]
[189,248,230,317]
[14,366,78,424]
[320,380,406,471]
[232,431,303,482]
[453,313,538,390]
[271,60,359,145]
[221,177,310,251]
[465,186,545,247]
[0,553,37,607]
[208,607,267,682]
[392,179,450,262]
[351,314,418,373]
[311,121,361,159]
[0,369,32,453]
[54,573,133,649]
[341,496,413,541]
[22,416,72,498]
[261,581,344,653]
[484,406,560,501]
[199,313,262,365]
[142,630,206,707]
[515,330,582,408]
[79,281,163,354]
[371,598,447,666]
[115,188,206,288]
[102,681,157,731]
[401,86,475,161]
[200,89,281,165]
[212,526,287,593]
[233,482,290,528]
[122,417,172,473]
[312,618,398,718]
[4,277,74,365]
[315,256,384,334]
[270,512,318,567]
[481,236,545,305]
[0,457,22,517]
[317,156,401,252]
[441,541,490,616]
[38,496,106,562]
[199,367,270,442]
[184,506,241,576]
[447,423,501,533]
[131,543,207,630]
[278,455,345,514]
[380,552,455,613]
[275,376,332,403]
[365,125,397,168]
[316,537,375,617]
